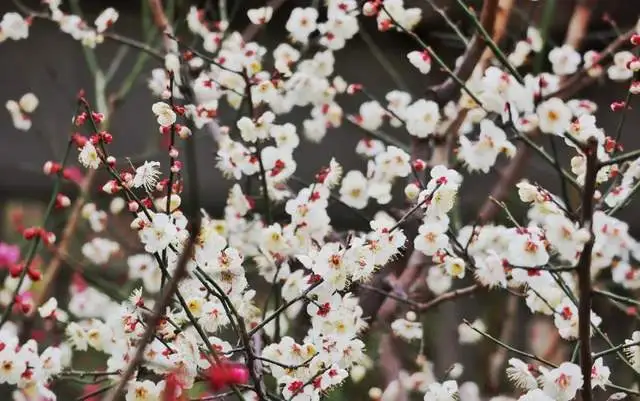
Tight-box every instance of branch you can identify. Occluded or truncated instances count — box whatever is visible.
[576,139,598,401]
[426,0,499,104]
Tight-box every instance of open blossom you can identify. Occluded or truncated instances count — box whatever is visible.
[248,7,274,25]
[423,380,458,401]
[506,358,538,390]
[78,142,100,169]
[405,99,440,138]
[285,7,318,43]
[151,102,176,127]
[536,97,572,135]
[540,363,583,401]
[339,170,369,209]
[407,50,431,74]
[391,318,422,341]
[94,7,118,33]
[0,12,29,41]
[133,161,162,191]
[548,45,581,75]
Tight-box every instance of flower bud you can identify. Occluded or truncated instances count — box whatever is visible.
[106,156,116,167]
[43,161,62,176]
[169,147,179,158]
[631,81,640,95]
[362,2,378,16]
[102,180,120,194]
[412,159,426,171]
[610,101,626,112]
[55,194,71,209]
[23,227,40,240]
[404,183,420,201]
[631,33,640,46]
[368,387,382,400]
[128,201,139,212]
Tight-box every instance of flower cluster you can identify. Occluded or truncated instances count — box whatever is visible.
[1,1,640,401]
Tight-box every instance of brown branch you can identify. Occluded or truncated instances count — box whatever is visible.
[416,284,479,312]
[576,139,599,401]
[564,0,598,49]
[102,235,195,401]
[487,294,518,391]
[379,334,408,401]
[427,0,499,104]
[476,0,515,73]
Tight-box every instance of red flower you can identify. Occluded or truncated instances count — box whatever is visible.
[205,363,249,391]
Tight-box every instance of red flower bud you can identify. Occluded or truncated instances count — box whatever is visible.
[631,34,640,46]
[412,159,426,172]
[205,363,249,391]
[610,101,626,112]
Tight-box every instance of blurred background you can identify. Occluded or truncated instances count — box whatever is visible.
[1,1,640,400]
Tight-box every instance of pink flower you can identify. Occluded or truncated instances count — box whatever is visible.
[206,363,249,391]
[0,242,19,268]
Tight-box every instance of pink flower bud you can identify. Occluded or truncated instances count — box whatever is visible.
[128,201,139,212]
[610,101,626,112]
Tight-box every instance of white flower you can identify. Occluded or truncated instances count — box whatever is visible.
[95,7,119,33]
[608,51,634,81]
[139,213,179,253]
[527,27,543,52]
[151,102,176,127]
[0,13,29,41]
[541,362,583,401]
[38,297,58,319]
[0,348,26,385]
[18,93,38,113]
[405,99,440,138]
[537,98,572,135]
[407,50,431,74]
[286,7,318,44]
[625,331,640,370]
[458,319,485,344]
[506,358,538,390]
[391,319,422,341]
[248,7,273,25]
[506,231,549,267]
[133,161,162,191]
[423,380,458,401]
[78,142,101,169]
[548,45,581,75]
[414,222,449,256]
[339,170,369,209]
[590,357,610,389]
[518,389,554,401]
[474,251,507,288]
[125,380,162,401]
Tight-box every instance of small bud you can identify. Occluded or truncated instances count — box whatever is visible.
[128,201,139,212]
[171,160,183,173]
[42,231,56,245]
[106,156,116,167]
[368,387,382,400]
[110,197,126,214]
[173,105,186,115]
[27,267,42,281]
[631,33,640,46]
[102,180,120,194]
[412,159,426,171]
[610,101,626,112]
[346,83,362,94]
[405,311,417,321]
[74,112,87,126]
[100,131,113,144]
[169,147,179,158]
[91,112,105,123]
[55,194,71,209]
[177,125,192,139]
[43,161,61,176]
[9,264,23,278]
[404,183,420,201]
[71,133,87,148]
[631,81,640,95]
[362,1,378,16]
[23,227,40,240]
